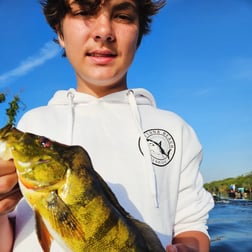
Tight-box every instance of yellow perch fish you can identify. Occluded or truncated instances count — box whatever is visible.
[0,125,165,252]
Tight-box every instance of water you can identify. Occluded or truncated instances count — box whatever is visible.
[208,199,252,252]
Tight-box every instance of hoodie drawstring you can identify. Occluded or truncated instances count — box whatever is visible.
[127,90,159,208]
[67,90,75,145]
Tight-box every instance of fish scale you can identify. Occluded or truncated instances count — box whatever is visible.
[0,124,165,252]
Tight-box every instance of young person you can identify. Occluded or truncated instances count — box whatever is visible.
[0,0,214,251]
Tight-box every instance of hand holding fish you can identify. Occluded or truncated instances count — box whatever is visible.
[0,159,22,215]
[166,231,211,252]
[166,244,196,252]
[0,159,22,252]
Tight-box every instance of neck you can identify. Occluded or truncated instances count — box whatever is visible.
[76,76,128,98]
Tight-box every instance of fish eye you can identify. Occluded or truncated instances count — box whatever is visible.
[39,137,52,148]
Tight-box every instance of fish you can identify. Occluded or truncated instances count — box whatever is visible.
[0,124,165,252]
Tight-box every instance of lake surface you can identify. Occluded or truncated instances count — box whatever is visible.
[208,199,252,252]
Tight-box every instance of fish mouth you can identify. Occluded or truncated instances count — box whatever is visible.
[16,159,50,173]
[16,159,62,190]
[0,141,13,160]
[0,141,5,156]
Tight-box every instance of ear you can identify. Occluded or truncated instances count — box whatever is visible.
[57,31,65,48]
[55,23,65,48]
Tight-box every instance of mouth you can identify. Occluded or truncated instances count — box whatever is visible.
[87,49,117,58]
[86,50,117,65]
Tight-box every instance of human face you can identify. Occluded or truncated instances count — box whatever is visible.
[58,0,139,97]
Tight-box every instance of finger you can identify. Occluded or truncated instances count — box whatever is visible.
[0,184,20,201]
[0,173,18,194]
[0,160,16,175]
[0,188,23,215]
[166,245,178,252]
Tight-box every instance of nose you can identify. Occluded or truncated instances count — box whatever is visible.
[92,14,115,43]
[94,33,115,42]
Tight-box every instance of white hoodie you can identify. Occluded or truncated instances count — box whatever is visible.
[13,88,214,251]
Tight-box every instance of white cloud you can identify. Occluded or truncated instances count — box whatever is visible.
[0,41,60,85]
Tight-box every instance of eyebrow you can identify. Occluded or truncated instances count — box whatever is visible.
[70,0,137,10]
[68,0,101,13]
[69,0,98,7]
[114,2,137,10]
[112,1,137,12]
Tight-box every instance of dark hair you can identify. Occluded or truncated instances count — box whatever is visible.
[40,0,166,51]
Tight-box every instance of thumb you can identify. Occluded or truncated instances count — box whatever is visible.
[166,245,178,252]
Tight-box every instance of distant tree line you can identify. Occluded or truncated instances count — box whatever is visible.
[204,172,252,200]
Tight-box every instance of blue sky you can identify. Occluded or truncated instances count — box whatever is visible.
[0,0,251,183]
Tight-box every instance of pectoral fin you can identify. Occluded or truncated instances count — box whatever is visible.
[35,210,52,252]
[47,191,85,241]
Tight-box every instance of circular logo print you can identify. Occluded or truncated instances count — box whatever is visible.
[140,129,176,167]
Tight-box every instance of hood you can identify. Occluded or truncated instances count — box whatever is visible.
[48,88,156,107]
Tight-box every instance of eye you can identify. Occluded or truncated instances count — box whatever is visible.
[113,10,137,24]
[74,10,89,16]
[39,137,52,148]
